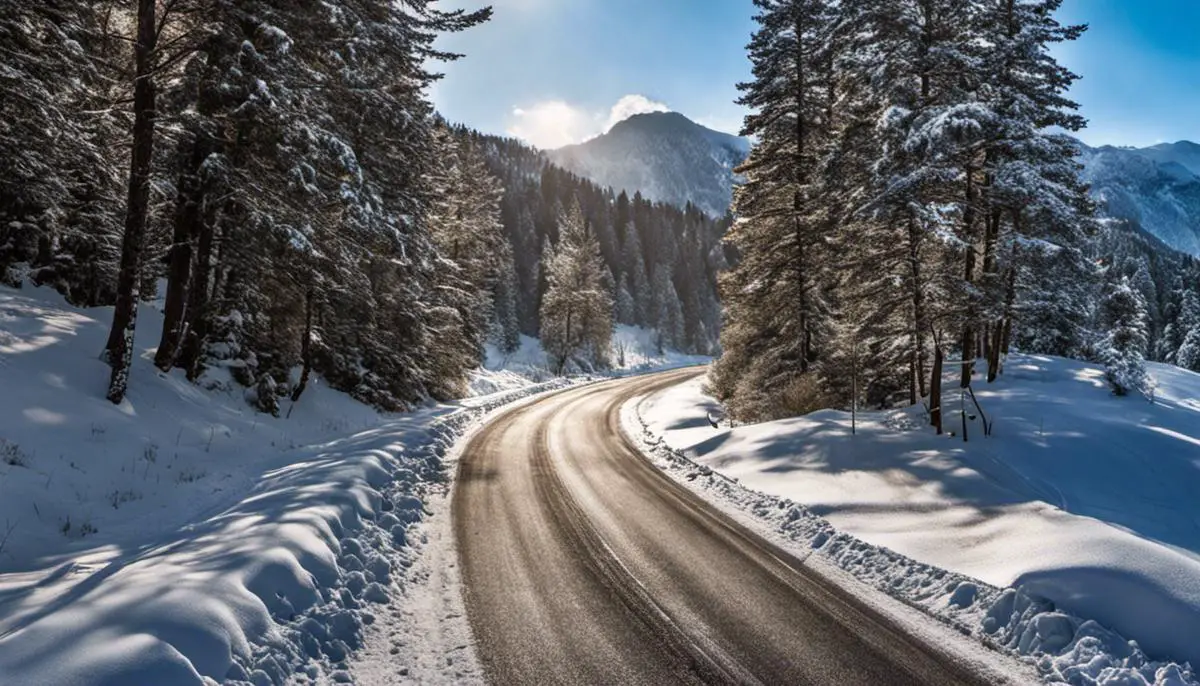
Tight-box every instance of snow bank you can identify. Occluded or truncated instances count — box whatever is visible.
[626,359,1199,685]
[0,284,581,685]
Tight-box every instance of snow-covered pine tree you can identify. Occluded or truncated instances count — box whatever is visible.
[1099,276,1151,397]
[1176,325,1200,373]
[427,129,507,398]
[820,0,948,407]
[972,0,1092,382]
[867,0,986,391]
[492,244,523,355]
[1175,290,1200,366]
[620,220,653,328]
[651,265,685,354]
[711,0,835,420]
[615,278,637,326]
[0,1,125,305]
[142,0,491,410]
[539,201,614,374]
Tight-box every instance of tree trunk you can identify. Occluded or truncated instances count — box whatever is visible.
[987,320,1005,383]
[178,207,215,381]
[793,7,811,374]
[909,356,918,407]
[105,0,157,404]
[988,239,1020,383]
[981,323,991,374]
[154,136,209,371]
[291,288,316,403]
[907,212,928,398]
[959,162,979,389]
[34,231,53,268]
[930,336,944,435]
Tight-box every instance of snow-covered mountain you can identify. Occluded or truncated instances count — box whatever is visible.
[1078,140,1200,256]
[549,112,750,218]
[549,117,1200,258]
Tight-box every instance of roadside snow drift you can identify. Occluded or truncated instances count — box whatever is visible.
[0,285,572,685]
[632,356,1200,683]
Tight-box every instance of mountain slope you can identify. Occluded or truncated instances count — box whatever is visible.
[1078,141,1200,256]
[1138,140,1200,177]
[549,112,749,218]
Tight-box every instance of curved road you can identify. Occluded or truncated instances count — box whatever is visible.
[454,368,1021,685]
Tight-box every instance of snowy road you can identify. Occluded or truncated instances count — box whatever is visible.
[453,368,1020,685]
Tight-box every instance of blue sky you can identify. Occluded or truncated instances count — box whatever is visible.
[431,0,1200,149]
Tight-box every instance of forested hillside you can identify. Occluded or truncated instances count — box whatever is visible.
[1092,219,1200,369]
[460,130,731,358]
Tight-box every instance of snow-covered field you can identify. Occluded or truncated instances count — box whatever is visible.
[0,284,588,685]
[630,356,1200,684]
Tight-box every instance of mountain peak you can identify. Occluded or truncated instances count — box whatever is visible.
[549,111,749,217]
[607,111,746,147]
[609,110,692,131]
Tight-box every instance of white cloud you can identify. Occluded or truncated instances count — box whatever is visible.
[506,94,671,149]
[506,101,597,149]
[602,94,670,133]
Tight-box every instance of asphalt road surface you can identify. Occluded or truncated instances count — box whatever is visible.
[454,368,1024,685]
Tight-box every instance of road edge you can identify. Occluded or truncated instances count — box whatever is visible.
[618,373,1044,686]
[350,375,602,684]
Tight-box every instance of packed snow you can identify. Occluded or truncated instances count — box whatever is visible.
[628,356,1200,684]
[0,284,585,685]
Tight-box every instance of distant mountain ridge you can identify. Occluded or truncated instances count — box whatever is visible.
[1077,140,1200,256]
[548,113,1200,259]
[549,112,749,218]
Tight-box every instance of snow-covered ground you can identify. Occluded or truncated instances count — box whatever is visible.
[468,324,710,396]
[0,284,588,685]
[630,356,1200,685]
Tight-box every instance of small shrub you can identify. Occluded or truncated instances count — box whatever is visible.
[61,516,99,538]
[107,489,142,510]
[0,439,28,467]
[778,374,833,418]
[176,467,207,484]
[729,372,832,422]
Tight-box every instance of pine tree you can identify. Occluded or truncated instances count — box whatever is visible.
[539,201,614,374]
[619,221,653,327]
[427,130,507,398]
[973,0,1092,383]
[1099,277,1150,396]
[651,265,685,354]
[1176,325,1200,373]
[0,1,125,305]
[492,245,523,354]
[711,0,835,419]
[615,279,636,326]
